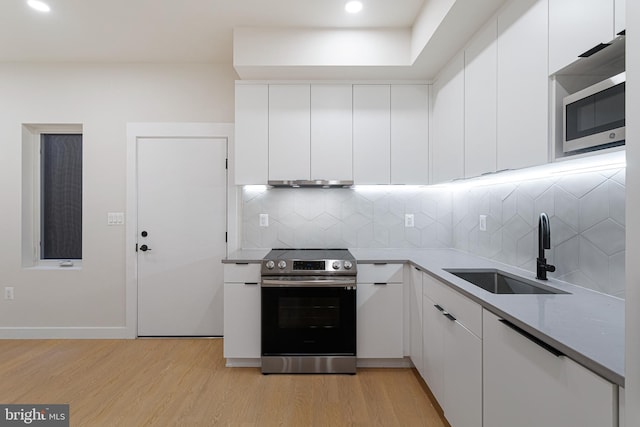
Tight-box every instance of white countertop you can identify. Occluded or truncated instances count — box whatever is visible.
[224,247,625,386]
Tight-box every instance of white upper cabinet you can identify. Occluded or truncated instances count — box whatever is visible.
[431,52,464,184]
[353,85,392,184]
[464,17,498,178]
[234,84,268,185]
[391,85,429,184]
[496,0,549,171]
[310,84,353,181]
[549,0,616,75]
[268,84,311,181]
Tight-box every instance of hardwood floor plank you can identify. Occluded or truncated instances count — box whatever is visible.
[0,339,447,426]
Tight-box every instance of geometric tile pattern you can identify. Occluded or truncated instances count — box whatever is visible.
[452,167,626,298]
[241,186,453,250]
[241,166,625,299]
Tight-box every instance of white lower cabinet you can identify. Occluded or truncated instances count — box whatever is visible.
[483,309,617,427]
[409,267,424,377]
[223,263,261,359]
[422,274,482,427]
[357,264,404,358]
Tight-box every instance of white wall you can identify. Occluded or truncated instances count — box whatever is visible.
[0,63,236,336]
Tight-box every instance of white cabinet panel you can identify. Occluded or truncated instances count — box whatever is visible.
[483,309,617,427]
[357,283,403,358]
[353,85,391,184]
[409,267,424,377]
[268,85,311,181]
[311,84,353,181]
[549,0,615,75]
[391,85,429,184]
[223,263,261,359]
[223,263,261,283]
[442,316,482,427]
[357,263,403,283]
[422,274,482,427]
[497,0,549,170]
[464,18,497,178]
[431,52,464,184]
[234,84,268,184]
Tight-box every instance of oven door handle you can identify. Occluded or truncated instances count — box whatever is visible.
[261,278,356,288]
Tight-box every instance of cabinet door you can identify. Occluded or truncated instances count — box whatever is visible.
[353,85,391,184]
[549,0,614,74]
[431,52,464,184]
[235,84,268,184]
[311,84,353,181]
[409,268,424,376]
[442,317,482,427]
[423,293,445,403]
[223,282,261,358]
[497,0,549,171]
[268,85,311,181]
[483,309,617,427]
[465,17,497,178]
[357,283,403,358]
[391,85,429,184]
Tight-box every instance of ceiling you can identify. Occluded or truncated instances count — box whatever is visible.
[0,0,427,63]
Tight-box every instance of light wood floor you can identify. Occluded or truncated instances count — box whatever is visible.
[0,339,447,426]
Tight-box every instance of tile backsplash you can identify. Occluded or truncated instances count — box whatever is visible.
[241,166,625,298]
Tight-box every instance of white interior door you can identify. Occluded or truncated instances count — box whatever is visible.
[137,137,227,336]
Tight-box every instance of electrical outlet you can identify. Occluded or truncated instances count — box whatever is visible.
[259,214,269,227]
[405,214,415,228]
[479,215,487,232]
[4,287,14,300]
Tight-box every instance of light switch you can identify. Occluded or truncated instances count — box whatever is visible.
[108,212,125,226]
[260,214,269,227]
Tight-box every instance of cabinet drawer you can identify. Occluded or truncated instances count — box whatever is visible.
[357,263,403,283]
[223,263,261,283]
[423,273,482,337]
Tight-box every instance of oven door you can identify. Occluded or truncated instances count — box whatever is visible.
[261,278,356,356]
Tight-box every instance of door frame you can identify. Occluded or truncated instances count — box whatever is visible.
[126,123,238,338]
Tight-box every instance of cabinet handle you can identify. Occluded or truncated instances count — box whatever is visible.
[434,304,444,312]
[443,312,457,322]
[373,262,388,266]
[235,262,249,265]
[374,282,388,285]
[244,282,259,285]
[499,319,564,357]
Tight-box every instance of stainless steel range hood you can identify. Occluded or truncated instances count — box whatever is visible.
[268,180,353,188]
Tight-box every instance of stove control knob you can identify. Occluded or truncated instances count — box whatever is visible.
[277,260,287,270]
[265,260,275,270]
[344,260,353,270]
[332,261,341,270]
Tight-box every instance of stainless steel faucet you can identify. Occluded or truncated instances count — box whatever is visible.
[536,213,556,280]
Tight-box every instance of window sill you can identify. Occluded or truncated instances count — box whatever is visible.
[24,261,83,271]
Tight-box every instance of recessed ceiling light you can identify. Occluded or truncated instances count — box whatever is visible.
[345,1,363,14]
[27,0,51,13]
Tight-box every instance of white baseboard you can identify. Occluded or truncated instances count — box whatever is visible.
[225,358,261,368]
[356,357,413,368]
[0,327,133,339]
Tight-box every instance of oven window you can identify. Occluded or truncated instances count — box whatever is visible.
[278,297,340,329]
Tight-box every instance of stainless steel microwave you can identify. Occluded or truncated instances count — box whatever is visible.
[563,72,625,153]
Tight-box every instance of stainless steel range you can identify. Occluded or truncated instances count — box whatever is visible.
[260,248,357,374]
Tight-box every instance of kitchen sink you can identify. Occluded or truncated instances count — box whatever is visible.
[445,269,569,295]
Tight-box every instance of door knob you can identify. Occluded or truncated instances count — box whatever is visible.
[141,231,148,237]
[139,244,151,252]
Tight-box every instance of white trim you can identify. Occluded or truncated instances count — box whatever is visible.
[126,123,237,339]
[0,327,129,339]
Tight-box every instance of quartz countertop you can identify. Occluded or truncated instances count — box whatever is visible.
[223,247,625,386]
